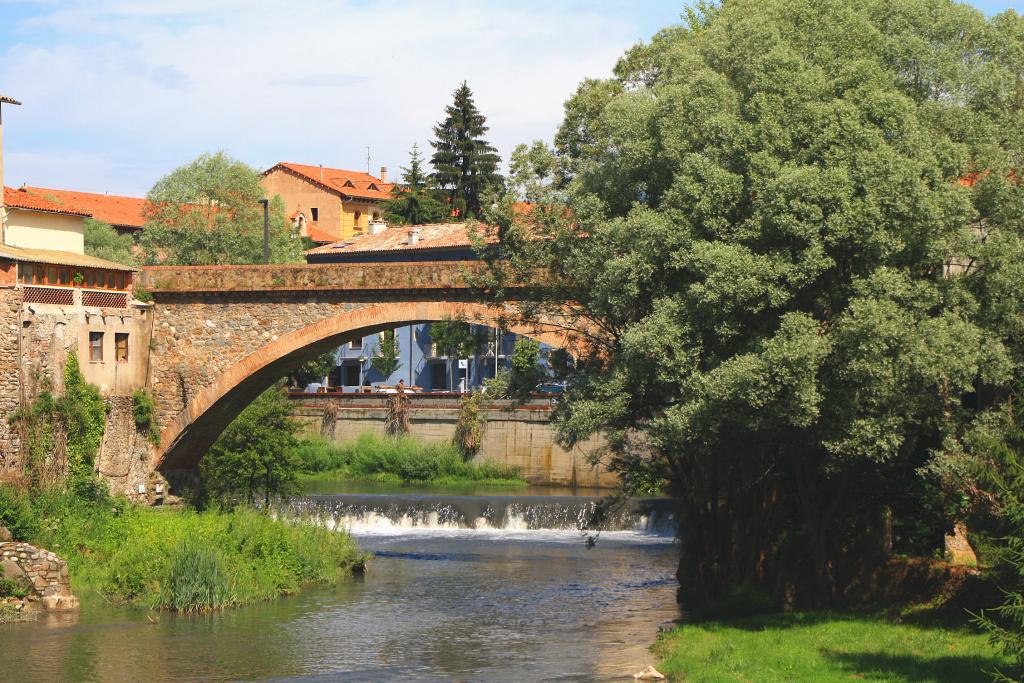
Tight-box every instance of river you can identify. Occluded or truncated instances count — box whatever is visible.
[0,484,682,682]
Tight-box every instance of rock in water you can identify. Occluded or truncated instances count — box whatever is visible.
[634,665,666,680]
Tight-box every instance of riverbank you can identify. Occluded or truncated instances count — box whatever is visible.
[0,481,366,613]
[654,610,1007,682]
[294,433,527,488]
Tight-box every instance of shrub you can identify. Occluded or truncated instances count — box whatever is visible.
[0,483,39,540]
[132,390,160,446]
[0,578,30,599]
[159,539,234,612]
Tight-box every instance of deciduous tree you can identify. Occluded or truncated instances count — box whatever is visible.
[486,0,1024,609]
[140,152,303,265]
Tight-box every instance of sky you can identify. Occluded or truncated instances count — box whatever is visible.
[1,0,1022,197]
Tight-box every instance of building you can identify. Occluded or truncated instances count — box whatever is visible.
[262,162,395,244]
[0,96,146,398]
[19,186,147,236]
[304,222,547,393]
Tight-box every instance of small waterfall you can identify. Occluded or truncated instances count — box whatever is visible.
[280,493,677,535]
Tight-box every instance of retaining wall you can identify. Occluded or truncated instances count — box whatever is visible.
[291,394,618,489]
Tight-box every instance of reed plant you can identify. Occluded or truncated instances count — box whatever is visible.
[159,539,234,612]
[293,433,524,485]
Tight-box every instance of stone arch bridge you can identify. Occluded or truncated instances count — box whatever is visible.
[139,262,580,473]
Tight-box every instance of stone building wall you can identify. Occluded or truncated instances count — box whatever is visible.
[0,287,22,473]
[292,395,618,489]
[0,541,78,611]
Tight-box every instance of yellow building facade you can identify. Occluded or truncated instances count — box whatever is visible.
[261,162,394,242]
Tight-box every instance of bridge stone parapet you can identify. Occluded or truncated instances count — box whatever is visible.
[140,262,577,474]
[139,261,489,293]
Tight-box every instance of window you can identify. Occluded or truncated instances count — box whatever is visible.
[18,263,32,284]
[89,332,104,362]
[46,267,57,284]
[115,333,129,362]
[310,207,319,221]
[58,269,70,286]
[86,270,95,288]
[349,338,363,351]
[353,211,362,229]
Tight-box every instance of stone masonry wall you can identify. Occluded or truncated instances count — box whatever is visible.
[0,287,22,473]
[292,396,618,489]
[149,294,371,432]
[0,541,79,611]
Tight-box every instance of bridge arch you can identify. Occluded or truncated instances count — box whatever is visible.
[154,300,576,471]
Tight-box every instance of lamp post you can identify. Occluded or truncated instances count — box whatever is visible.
[0,95,23,247]
[258,198,270,264]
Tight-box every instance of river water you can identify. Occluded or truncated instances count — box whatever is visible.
[0,485,682,682]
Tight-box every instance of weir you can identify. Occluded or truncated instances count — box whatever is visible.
[280,493,678,534]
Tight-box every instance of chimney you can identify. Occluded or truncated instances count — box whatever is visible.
[379,166,388,183]
[369,219,388,235]
[407,228,421,245]
[319,164,323,182]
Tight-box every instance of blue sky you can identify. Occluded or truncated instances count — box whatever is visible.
[0,0,1021,196]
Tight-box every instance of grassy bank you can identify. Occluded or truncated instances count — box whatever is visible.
[0,481,366,612]
[655,610,1007,682]
[294,433,526,487]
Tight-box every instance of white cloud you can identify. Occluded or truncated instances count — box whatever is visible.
[1,0,663,195]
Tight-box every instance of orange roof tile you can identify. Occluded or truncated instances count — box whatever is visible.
[305,225,338,244]
[20,186,147,229]
[305,222,498,257]
[266,162,396,201]
[3,187,91,217]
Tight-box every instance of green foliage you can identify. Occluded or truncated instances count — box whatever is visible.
[382,144,447,225]
[292,351,336,387]
[487,337,545,401]
[429,317,486,390]
[371,329,402,378]
[139,152,303,265]
[973,392,1024,681]
[453,391,486,459]
[9,389,59,489]
[132,286,153,303]
[431,82,503,219]
[0,578,29,599]
[159,539,234,612]
[60,353,107,480]
[84,219,136,266]
[7,482,364,611]
[131,389,159,446]
[0,484,39,540]
[486,0,1024,608]
[656,611,1008,682]
[202,388,300,506]
[294,433,523,486]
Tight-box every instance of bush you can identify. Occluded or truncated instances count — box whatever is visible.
[132,390,160,446]
[0,484,39,540]
[0,578,29,599]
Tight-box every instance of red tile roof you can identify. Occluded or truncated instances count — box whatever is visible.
[3,187,91,217]
[266,162,396,201]
[305,222,498,257]
[305,225,338,244]
[20,186,147,229]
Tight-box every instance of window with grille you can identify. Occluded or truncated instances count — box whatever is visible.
[115,333,129,362]
[350,338,362,350]
[89,332,104,362]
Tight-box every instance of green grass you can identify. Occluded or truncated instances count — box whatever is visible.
[293,433,526,487]
[655,611,1008,682]
[1,482,367,612]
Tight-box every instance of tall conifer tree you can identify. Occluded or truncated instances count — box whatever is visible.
[430,82,501,219]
